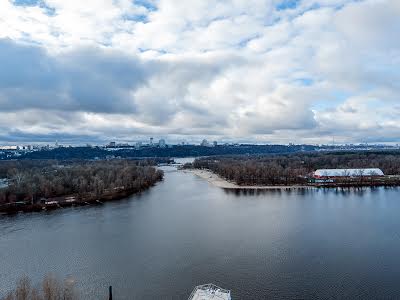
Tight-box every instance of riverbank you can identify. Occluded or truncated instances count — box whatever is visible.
[0,160,164,215]
[183,169,313,189]
[0,181,163,215]
[184,168,400,190]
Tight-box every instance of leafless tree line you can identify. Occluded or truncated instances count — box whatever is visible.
[2,275,78,300]
[188,152,400,186]
[0,160,163,205]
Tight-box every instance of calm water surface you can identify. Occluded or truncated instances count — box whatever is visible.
[2,165,400,299]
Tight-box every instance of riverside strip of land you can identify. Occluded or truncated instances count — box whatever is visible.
[0,160,164,214]
[184,169,312,189]
[184,152,400,189]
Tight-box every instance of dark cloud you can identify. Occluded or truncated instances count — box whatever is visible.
[0,129,104,144]
[0,39,235,124]
[0,40,240,143]
[0,38,149,113]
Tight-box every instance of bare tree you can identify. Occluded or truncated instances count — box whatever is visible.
[15,276,31,300]
[189,153,400,187]
[1,275,78,300]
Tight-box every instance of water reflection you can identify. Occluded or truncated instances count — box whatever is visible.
[2,172,400,299]
[223,186,400,200]
[224,187,316,197]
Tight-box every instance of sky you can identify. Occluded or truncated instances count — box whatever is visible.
[0,0,399,145]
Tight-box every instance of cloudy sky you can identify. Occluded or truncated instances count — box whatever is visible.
[0,0,399,145]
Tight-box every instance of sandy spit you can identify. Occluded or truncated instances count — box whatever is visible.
[183,169,314,190]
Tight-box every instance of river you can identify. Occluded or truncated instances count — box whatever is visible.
[1,163,400,299]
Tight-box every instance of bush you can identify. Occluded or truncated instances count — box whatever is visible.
[2,275,78,300]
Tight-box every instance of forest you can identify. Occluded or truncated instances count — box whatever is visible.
[186,152,400,186]
[0,159,163,212]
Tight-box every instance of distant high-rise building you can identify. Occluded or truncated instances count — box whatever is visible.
[201,139,210,147]
[150,137,154,146]
[213,141,218,147]
[159,139,166,148]
[109,142,116,147]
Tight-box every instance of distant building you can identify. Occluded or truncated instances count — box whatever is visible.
[159,139,166,148]
[0,146,18,150]
[213,141,218,147]
[109,142,116,147]
[200,139,210,147]
[65,196,76,203]
[150,137,154,146]
[313,168,384,179]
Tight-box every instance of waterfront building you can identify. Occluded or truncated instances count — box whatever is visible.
[313,168,384,179]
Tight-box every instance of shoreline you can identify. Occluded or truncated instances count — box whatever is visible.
[183,169,400,190]
[0,181,162,215]
[183,169,313,190]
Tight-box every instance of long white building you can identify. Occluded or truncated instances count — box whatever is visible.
[314,168,384,178]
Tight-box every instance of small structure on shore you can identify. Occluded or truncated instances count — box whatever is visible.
[65,196,76,203]
[313,168,384,179]
[0,178,8,188]
[188,284,231,300]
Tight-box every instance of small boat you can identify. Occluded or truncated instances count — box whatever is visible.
[188,283,231,300]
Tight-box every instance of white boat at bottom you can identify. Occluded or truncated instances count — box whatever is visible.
[188,283,231,300]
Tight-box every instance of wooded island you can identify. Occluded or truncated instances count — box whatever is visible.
[185,152,400,187]
[0,160,163,213]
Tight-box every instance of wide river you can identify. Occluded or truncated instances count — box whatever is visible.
[2,163,400,299]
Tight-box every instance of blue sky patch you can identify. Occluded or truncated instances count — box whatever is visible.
[134,0,157,12]
[13,0,39,6]
[312,91,351,111]
[297,78,314,86]
[13,0,55,15]
[123,14,149,23]
[276,0,300,11]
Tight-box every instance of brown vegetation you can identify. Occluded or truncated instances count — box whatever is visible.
[2,275,78,300]
[187,152,400,186]
[0,160,163,212]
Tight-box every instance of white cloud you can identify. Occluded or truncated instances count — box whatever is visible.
[0,0,399,144]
